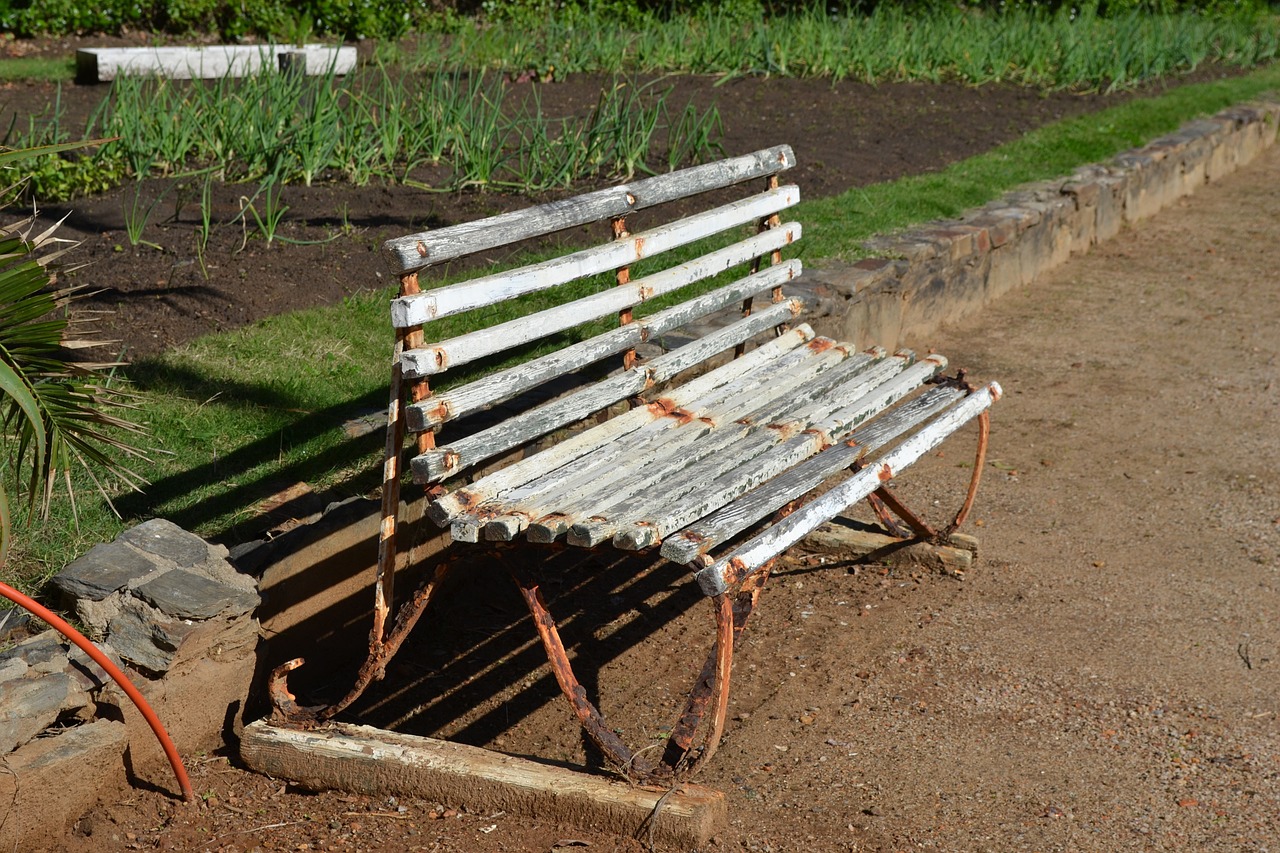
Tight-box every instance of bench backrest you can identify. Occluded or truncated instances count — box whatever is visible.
[383,145,805,487]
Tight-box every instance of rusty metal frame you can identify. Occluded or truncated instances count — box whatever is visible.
[857,373,991,547]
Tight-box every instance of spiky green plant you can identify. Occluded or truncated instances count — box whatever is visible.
[0,142,148,569]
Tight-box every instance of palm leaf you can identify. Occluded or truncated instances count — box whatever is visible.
[1,193,148,529]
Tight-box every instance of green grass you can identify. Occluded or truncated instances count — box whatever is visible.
[0,56,75,82]
[393,5,1280,92]
[7,67,724,202]
[5,61,1280,596]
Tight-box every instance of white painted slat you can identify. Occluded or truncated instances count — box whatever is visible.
[383,146,795,273]
[427,324,816,524]
[412,300,806,487]
[693,383,1003,597]
[643,296,803,385]
[406,259,804,430]
[568,353,930,549]
[401,234,799,378]
[458,342,846,542]
[609,356,944,552]
[659,380,965,564]
[391,186,800,329]
[489,335,845,512]
[507,343,866,543]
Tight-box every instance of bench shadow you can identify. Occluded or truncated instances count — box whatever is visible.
[246,499,708,776]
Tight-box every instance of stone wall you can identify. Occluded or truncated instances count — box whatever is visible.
[795,98,1280,350]
[0,519,260,847]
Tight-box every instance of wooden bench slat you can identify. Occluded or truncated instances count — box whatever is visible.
[426,323,817,524]
[567,355,935,549]
[693,384,1002,596]
[411,298,804,485]
[484,344,873,543]
[477,336,851,518]
[610,358,950,552]
[382,145,796,274]
[658,380,966,564]
[405,259,803,430]
[401,225,800,378]
[390,185,799,329]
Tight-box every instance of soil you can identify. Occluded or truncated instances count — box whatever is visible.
[3,49,1277,853]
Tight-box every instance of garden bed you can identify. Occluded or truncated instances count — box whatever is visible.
[3,69,1215,358]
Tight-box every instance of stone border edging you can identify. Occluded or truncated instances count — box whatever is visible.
[796,96,1280,350]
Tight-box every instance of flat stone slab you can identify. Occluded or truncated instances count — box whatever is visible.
[134,569,258,620]
[76,44,357,82]
[119,518,209,568]
[241,721,727,850]
[51,540,156,601]
[0,672,88,754]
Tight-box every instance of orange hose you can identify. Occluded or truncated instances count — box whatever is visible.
[0,581,195,802]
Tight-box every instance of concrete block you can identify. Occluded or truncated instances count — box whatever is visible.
[76,44,357,82]
[241,721,728,851]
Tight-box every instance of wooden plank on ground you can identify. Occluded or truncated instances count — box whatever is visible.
[803,521,977,578]
[75,45,356,82]
[240,721,726,849]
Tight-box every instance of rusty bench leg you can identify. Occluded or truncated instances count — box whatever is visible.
[863,388,991,545]
[268,555,455,725]
[507,564,648,778]
[660,561,772,777]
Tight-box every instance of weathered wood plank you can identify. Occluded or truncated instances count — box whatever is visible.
[401,234,800,378]
[413,298,804,486]
[659,376,963,564]
[644,295,804,385]
[463,337,851,541]
[570,353,930,549]
[694,383,1002,596]
[391,186,800,329]
[512,345,887,541]
[803,522,975,578]
[427,324,816,524]
[406,259,803,430]
[240,721,726,849]
[512,342,863,543]
[76,44,356,82]
[383,146,795,273]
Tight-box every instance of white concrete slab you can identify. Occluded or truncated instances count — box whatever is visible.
[75,44,357,82]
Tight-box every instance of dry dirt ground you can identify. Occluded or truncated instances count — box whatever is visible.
[34,111,1280,852]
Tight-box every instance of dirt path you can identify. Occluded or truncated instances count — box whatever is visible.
[780,137,1279,851]
[47,134,1280,853]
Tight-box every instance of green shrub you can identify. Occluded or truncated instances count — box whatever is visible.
[0,0,432,40]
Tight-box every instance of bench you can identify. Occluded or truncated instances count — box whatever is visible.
[268,145,1001,784]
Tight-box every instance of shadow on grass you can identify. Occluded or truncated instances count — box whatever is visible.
[115,356,388,546]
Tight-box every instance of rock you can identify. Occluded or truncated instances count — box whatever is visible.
[119,518,210,568]
[0,719,128,848]
[0,672,90,754]
[0,630,65,668]
[134,569,259,621]
[65,642,124,692]
[0,608,32,641]
[106,599,197,673]
[0,658,28,683]
[52,541,157,602]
